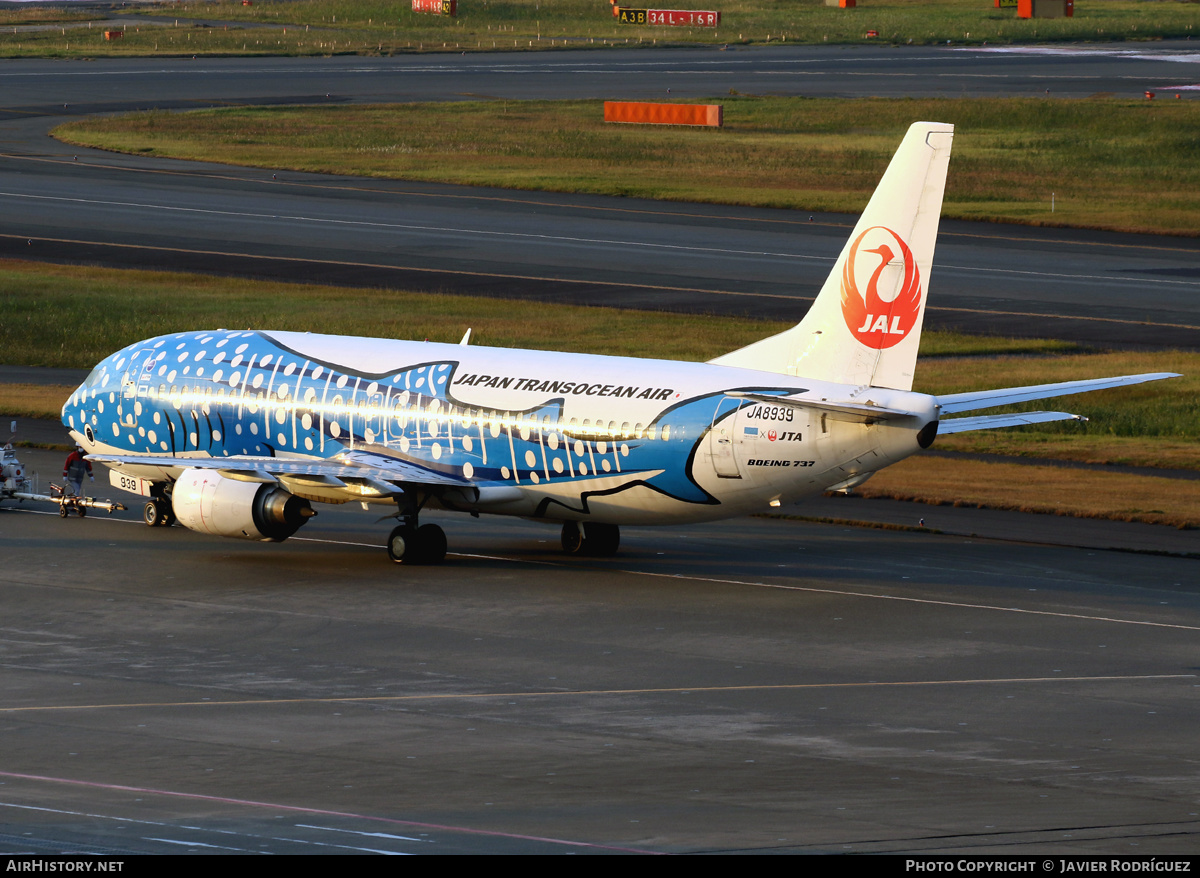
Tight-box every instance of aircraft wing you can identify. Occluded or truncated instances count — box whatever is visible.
[937,373,1180,415]
[86,450,470,501]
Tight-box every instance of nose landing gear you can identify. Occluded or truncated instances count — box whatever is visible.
[143,497,175,528]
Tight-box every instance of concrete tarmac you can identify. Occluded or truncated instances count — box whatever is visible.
[1,447,1198,854]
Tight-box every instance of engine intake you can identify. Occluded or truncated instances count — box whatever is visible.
[172,468,315,541]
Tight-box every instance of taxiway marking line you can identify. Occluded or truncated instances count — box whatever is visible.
[609,567,1200,631]
[0,800,419,855]
[0,771,662,854]
[7,189,1200,288]
[2,231,1195,330]
[0,675,1191,714]
[5,509,1195,630]
[8,147,1200,255]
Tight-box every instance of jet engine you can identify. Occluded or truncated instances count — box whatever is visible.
[172,468,315,541]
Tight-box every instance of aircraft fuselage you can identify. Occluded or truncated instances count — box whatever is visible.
[63,329,934,525]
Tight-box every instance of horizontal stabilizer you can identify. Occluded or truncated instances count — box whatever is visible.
[938,412,1085,435]
[938,373,1180,415]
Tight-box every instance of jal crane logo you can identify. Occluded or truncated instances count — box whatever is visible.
[840,226,923,350]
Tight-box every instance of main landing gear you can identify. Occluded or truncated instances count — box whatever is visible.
[387,522,447,565]
[560,522,620,557]
[386,490,447,564]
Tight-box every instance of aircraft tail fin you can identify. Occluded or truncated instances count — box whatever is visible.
[709,121,954,391]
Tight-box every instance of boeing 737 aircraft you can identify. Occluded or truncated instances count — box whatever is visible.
[63,122,1177,564]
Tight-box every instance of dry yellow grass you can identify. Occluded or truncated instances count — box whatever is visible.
[0,384,75,420]
[859,456,1200,530]
[934,435,1200,472]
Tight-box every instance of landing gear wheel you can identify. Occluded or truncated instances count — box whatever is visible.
[584,522,620,557]
[416,523,447,565]
[387,525,417,564]
[387,523,448,565]
[561,522,584,554]
[560,522,620,557]
[143,499,169,527]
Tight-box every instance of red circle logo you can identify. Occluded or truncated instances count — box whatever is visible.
[840,226,923,350]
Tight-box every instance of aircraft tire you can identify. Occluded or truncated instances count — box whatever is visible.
[417,524,447,565]
[143,500,168,527]
[561,522,584,554]
[583,522,620,557]
[387,525,418,564]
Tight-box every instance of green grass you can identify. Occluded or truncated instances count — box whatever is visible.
[0,259,1192,473]
[0,7,92,27]
[0,258,785,369]
[0,258,1105,369]
[54,97,1200,235]
[915,350,1200,469]
[860,455,1200,529]
[0,0,1196,58]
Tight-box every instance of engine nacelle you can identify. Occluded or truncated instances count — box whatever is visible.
[172,468,315,541]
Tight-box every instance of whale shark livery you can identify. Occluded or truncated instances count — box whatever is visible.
[63,122,1178,563]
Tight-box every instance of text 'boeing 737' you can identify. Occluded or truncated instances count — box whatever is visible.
[62,122,1178,564]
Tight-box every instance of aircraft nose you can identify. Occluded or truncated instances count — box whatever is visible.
[62,382,90,432]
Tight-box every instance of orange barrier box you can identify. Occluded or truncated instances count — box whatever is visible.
[615,8,720,26]
[104,30,123,40]
[604,101,723,127]
[1017,0,1072,16]
[412,0,457,15]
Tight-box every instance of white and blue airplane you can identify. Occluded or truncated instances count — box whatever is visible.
[62,122,1177,563]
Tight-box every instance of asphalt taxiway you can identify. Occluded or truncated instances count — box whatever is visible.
[2,46,1200,348]
[1,447,1198,854]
